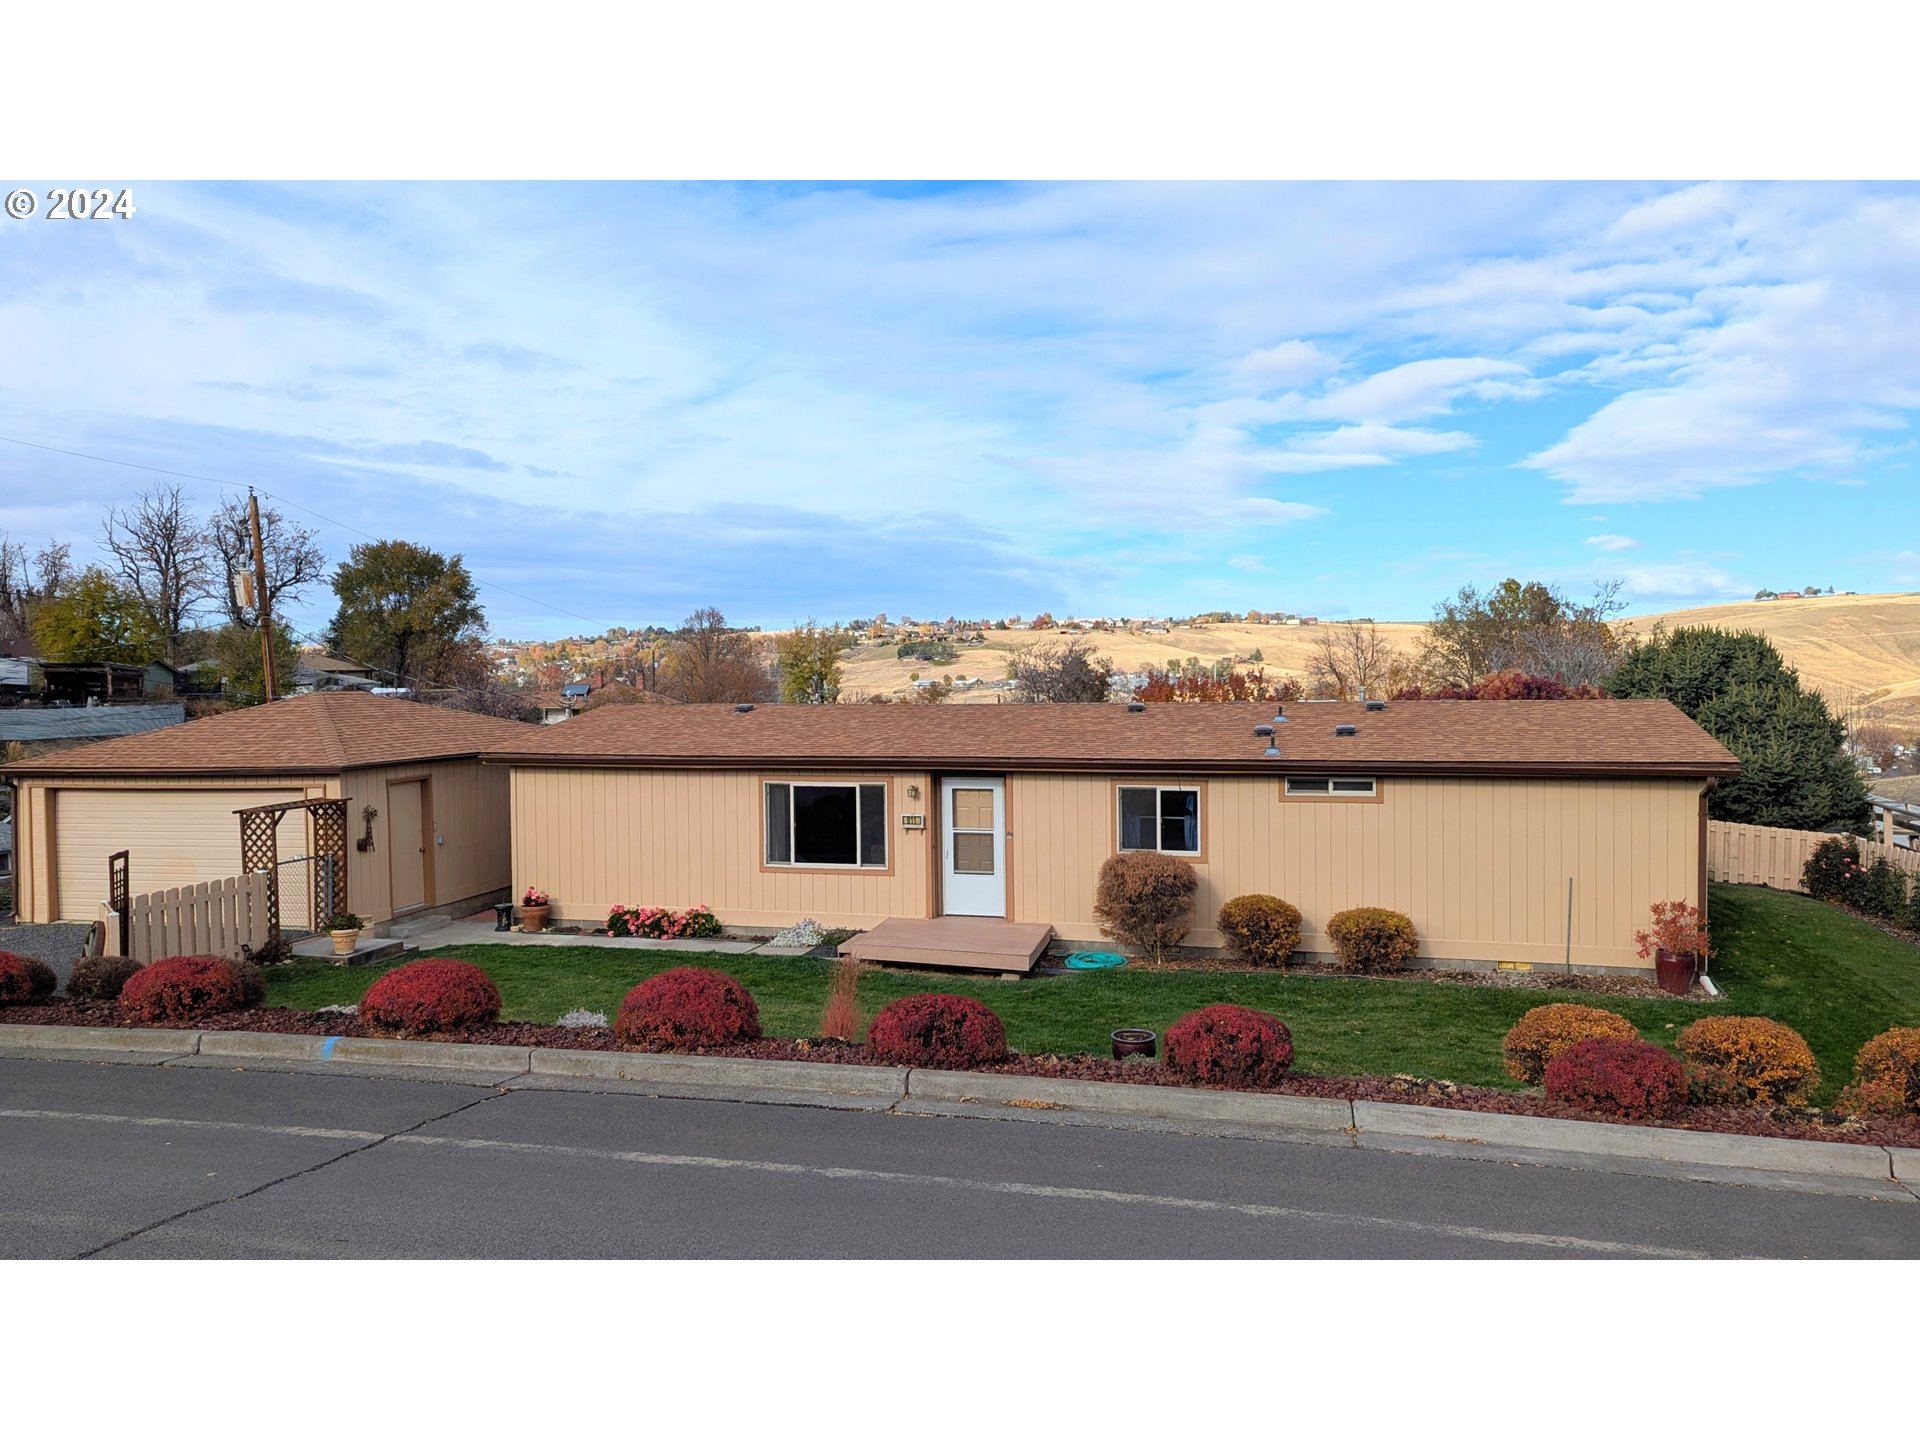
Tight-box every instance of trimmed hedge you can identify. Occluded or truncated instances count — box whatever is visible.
[119,954,246,1024]
[1675,1015,1820,1106]
[0,951,58,1006]
[1092,851,1198,963]
[1544,1036,1687,1121]
[1502,1003,1639,1085]
[1216,894,1302,967]
[1163,1004,1294,1088]
[1324,907,1419,974]
[1839,1027,1920,1116]
[360,958,503,1035]
[615,966,761,1051]
[68,955,144,1002]
[865,993,1008,1070]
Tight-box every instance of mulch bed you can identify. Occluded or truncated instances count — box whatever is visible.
[6,998,1916,1151]
[1039,955,1711,1001]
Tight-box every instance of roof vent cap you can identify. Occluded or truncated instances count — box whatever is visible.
[1364,699,1386,712]
[1334,723,1358,736]
[1253,723,1274,737]
[734,703,754,713]
[1126,701,1146,712]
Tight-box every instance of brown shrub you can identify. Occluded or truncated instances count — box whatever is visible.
[819,952,863,1041]
[1502,1003,1640,1084]
[1093,851,1198,963]
[1216,894,1303,967]
[1324,907,1419,974]
[1838,1027,1920,1115]
[1675,1015,1820,1106]
[68,955,144,1002]
[225,957,267,1008]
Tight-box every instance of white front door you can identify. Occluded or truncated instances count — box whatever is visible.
[940,777,1005,917]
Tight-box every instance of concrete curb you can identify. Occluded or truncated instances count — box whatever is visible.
[5,1022,1911,1186]
[905,1068,1354,1132]
[1351,1101,1895,1180]
[0,1025,203,1058]
[527,1049,908,1098]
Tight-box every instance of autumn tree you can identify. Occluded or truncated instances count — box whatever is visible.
[99,483,217,665]
[210,621,299,706]
[1306,622,1410,700]
[1131,666,1303,703]
[775,620,851,704]
[659,607,776,704]
[323,539,487,687]
[1006,639,1115,703]
[30,567,165,664]
[911,676,956,704]
[206,495,327,629]
[1417,578,1625,689]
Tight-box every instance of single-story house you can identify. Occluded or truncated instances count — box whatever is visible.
[484,698,1739,974]
[1,690,532,930]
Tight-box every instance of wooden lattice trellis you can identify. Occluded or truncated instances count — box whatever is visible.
[236,797,348,954]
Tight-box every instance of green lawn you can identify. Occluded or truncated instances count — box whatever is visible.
[264,883,1920,1101]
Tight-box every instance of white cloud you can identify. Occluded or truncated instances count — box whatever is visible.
[1606,183,1738,243]
[1584,533,1643,552]
[1228,553,1270,573]
[1615,562,1745,599]
[1231,340,1340,390]
[1305,357,1531,423]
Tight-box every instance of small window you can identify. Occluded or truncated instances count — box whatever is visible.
[1286,776,1376,797]
[1117,785,1200,855]
[764,781,888,868]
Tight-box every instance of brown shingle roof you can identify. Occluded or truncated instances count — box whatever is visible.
[482,699,1739,778]
[1,690,536,777]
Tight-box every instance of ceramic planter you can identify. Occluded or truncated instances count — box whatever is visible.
[1654,947,1697,996]
[521,905,551,934]
[330,928,361,957]
[1111,1027,1158,1060]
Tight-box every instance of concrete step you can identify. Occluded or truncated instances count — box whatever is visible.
[290,934,410,965]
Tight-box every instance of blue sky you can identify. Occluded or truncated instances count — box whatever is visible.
[2,180,1917,642]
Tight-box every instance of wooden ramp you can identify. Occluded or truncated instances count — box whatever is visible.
[840,916,1054,975]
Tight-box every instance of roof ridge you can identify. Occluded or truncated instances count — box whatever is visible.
[308,690,351,767]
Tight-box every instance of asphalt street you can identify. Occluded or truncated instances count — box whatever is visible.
[2,1056,1916,1258]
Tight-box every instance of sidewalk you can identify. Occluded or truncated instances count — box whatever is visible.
[400,916,820,958]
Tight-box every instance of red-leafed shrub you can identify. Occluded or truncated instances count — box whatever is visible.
[1501,1003,1639,1084]
[119,954,246,1023]
[1675,1015,1820,1106]
[360,958,502,1036]
[68,955,143,1002]
[1544,1036,1687,1120]
[0,951,58,1005]
[1838,1027,1920,1116]
[615,967,761,1050]
[1325,907,1420,974]
[865,993,1008,1070]
[1163,1004,1294,1088]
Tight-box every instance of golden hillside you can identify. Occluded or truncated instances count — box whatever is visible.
[832,590,1920,724]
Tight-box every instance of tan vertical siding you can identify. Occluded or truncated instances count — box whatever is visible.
[1006,773,1704,970]
[342,758,510,923]
[511,766,934,930]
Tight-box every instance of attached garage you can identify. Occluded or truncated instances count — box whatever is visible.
[3,690,533,933]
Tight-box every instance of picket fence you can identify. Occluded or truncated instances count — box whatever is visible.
[104,872,273,965]
[1707,820,1920,895]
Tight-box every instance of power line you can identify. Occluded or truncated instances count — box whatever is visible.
[0,431,612,632]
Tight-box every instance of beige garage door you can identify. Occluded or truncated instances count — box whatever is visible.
[53,787,305,923]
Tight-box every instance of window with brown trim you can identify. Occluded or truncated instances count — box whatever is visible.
[1117,784,1200,855]
[1284,776,1377,797]
[764,781,888,868]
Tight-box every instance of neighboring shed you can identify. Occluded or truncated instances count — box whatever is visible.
[1,691,533,930]
[487,699,1739,974]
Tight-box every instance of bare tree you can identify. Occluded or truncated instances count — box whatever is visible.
[659,607,776,703]
[0,534,72,643]
[206,495,327,628]
[1005,639,1116,703]
[1305,622,1409,700]
[100,484,216,664]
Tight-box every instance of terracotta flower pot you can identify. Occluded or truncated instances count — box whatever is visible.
[1654,947,1697,996]
[521,905,550,934]
[330,928,361,957]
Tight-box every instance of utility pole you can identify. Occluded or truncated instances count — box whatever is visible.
[247,488,277,700]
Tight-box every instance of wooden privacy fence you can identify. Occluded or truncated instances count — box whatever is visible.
[102,872,273,965]
[1708,820,1920,894]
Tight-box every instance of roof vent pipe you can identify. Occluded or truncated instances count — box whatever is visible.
[1269,706,1288,725]
[734,703,754,713]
